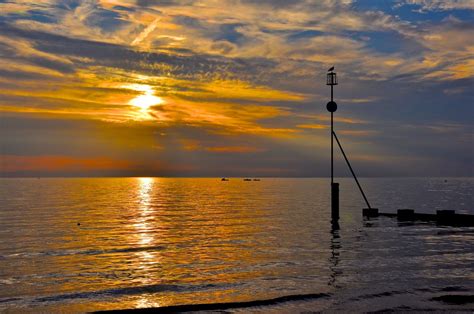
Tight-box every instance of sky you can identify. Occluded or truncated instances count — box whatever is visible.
[0,0,473,177]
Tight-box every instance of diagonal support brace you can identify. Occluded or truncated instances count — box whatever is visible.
[332,130,372,209]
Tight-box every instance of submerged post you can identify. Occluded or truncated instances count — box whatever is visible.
[331,182,339,221]
[326,67,338,223]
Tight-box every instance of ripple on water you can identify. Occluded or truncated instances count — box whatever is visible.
[0,178,472,312]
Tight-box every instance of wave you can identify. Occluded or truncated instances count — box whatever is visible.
[431,295,474,305]
[93,293,331,313]
[34,283,221,303]
[1,245,166,259]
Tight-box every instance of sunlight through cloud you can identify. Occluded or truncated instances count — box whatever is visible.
[126,84,164,111]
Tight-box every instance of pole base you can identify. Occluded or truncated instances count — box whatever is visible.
[331,182,339,222]
[362,208,379,217]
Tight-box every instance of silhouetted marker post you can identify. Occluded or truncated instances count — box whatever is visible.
[326,68,339,223]
[326,68,374,223]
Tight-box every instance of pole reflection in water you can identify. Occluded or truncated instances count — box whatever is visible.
[328,222,341,288]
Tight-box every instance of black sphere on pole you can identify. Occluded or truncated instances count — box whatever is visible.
[326,101,337,113]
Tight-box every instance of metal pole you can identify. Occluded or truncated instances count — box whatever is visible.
[330,80,338,222]
[331,84,334,184]
[332,130,372,209]
[331,83,333,102]
[326,69,339,224]
[331,112,333,184]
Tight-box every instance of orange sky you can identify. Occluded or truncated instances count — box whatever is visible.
[0,0,472,176]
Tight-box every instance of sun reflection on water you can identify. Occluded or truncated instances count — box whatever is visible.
[132,177,162,308]
[1,178,473,312]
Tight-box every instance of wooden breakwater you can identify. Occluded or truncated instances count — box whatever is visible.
[363,208,474,227]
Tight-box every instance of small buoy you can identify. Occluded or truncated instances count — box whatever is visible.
[444,179,448,183]
[77,222,81,226]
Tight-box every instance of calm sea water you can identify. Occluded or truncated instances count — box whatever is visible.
[0,178,473,312]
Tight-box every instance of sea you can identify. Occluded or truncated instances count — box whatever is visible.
[0,177,473,312]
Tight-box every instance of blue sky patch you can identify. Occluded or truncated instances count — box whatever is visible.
[287,30,324,41]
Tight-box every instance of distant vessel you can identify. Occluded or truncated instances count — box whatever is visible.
[221,178,229,181]
[253,179,261,181]
[243,178,252,181]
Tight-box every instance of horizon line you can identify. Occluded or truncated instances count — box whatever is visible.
[1,176,472,179]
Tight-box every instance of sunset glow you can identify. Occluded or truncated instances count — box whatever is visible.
[1,2,473,313]
[130,94,163,111]
[127,85,164,111]
[0,0,472,177]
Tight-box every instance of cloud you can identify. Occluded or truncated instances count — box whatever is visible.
[0,0,472,176]
[398,0,474,11]
[296,124,327,130]
[205,146,266,153]
[131,17,160,45]
[0,155,132,173]
[338,130,378,137]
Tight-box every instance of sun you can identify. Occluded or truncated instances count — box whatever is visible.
[130,94,163,110]
[126,84,164,111]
